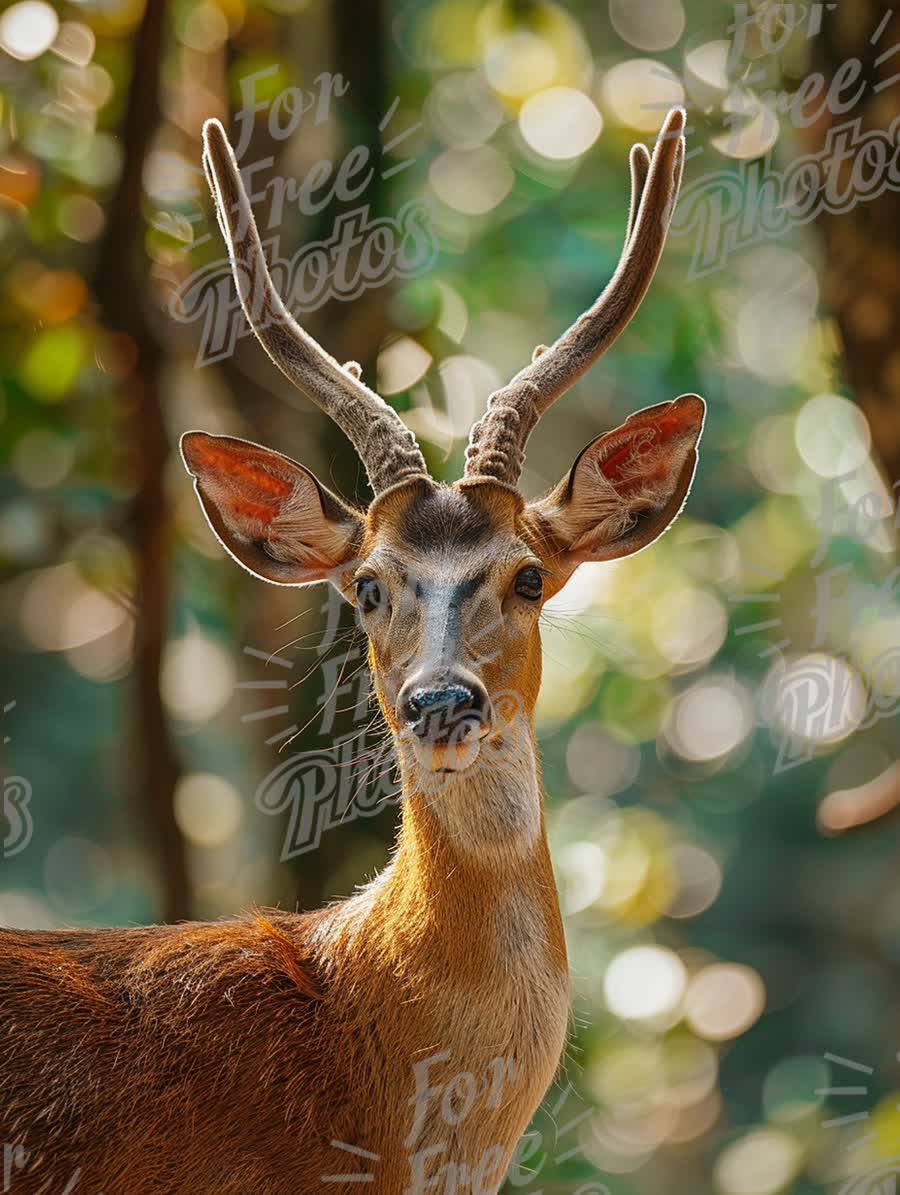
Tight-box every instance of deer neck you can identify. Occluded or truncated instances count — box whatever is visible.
[332,716,567,991]
[308,700,570,1177]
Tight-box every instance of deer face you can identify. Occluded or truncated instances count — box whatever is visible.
[183,110,704,776]
[356,480,540,774]
[183,391,703,774]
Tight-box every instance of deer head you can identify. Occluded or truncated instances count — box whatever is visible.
[183,111,704,787]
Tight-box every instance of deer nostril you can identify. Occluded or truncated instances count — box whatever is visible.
[403,685,487,741]
[408,686,471,714]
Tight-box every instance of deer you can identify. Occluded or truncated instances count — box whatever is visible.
[0,107,703,1194]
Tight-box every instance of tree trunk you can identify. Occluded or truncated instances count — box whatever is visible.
[810,2,900,830]
[94,0,191,921]
[811,2,900,485]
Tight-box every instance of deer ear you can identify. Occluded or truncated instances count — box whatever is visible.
[528,395,705,570]
[181,432,364,587]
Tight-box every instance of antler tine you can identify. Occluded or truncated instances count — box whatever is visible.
[627,128,684,242]
[201,119,429,496]
[464,108,687,486]
[626,142,651,244]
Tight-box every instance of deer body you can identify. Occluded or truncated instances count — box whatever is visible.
[2,625,567,1194]
[1,110,703,1193]
[1,772,566,1192]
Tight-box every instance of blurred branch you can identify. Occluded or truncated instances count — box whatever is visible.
[93,0,191,922]
[819,762,900,834]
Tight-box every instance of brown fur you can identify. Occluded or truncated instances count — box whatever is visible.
[0,484,573,1195]
[1,798,567,1194]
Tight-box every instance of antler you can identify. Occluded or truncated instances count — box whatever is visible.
[464,108,687,486]
[201,119,429,495]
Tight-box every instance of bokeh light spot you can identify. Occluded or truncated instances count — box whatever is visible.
[609,0,685,52]
[161,629,236,723]
[600,59,684,131]
[713,1127,801,1195]
[664,678,752,762]
[0,0,59,61]
[795,393,872,478]
[175,773,244,848]
[685,964,766,1041]
[519,86,602,160]
[604,945,687,1023]
[429,145,514,215]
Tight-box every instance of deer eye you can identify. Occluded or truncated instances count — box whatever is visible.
[514,567,543,601]
[356,577,385,615]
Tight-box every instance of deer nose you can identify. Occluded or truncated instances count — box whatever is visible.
[400,681,491,744]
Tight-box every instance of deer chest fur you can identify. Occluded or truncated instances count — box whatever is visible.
[308,885,570,1194]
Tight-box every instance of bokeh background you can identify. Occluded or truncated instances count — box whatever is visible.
[2,0,900,1191]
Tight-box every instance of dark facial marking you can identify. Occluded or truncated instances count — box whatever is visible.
[399,488,493,551]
